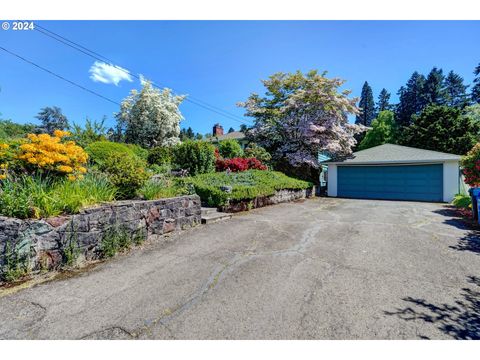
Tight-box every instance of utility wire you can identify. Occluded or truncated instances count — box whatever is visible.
[34,23,251,125]
[0,46,121,106]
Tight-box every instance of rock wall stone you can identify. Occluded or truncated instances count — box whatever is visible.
[219,188,313,213]
[0,195,201,277]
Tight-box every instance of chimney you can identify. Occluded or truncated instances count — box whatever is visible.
[213,123,224,136]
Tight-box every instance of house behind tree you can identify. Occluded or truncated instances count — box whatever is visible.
[209,123,248,149]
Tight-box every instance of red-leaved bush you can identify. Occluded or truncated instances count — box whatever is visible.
[215,157,267,172]
[461,143,480,187]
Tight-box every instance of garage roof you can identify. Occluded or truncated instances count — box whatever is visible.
[325,144,461,165]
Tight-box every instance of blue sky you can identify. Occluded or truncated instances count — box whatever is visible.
[1,21,479,134]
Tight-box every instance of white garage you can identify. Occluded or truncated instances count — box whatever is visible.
[324,144,461,203]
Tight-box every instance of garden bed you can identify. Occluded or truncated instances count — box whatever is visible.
[186,170,313,211]
[0,195,201,283]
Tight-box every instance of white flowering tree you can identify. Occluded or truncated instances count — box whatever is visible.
[238,71,362,176]
[115,81,185,148]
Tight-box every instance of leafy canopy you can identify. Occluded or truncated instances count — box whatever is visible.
[69,117,108,148]
[238,70,361,169]
[115,80,185,148]
[358,111,397,150]
[0,119,36,140]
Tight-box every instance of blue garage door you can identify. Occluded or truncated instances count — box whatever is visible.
[337,164,443,202]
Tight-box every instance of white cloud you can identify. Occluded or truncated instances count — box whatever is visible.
[139,74,147,86]
[89,61,133,86]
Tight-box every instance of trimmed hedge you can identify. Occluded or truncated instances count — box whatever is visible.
[186,170,311,207]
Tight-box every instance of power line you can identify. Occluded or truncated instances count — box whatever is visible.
[35,23,250,124]
[34,23,251,125]
[0,46,121,106]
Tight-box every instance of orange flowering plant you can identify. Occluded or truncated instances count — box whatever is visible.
[0,143,10,180]
[16,130,88,180]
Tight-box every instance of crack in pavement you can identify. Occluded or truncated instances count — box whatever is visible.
[132,221,325,338]
[133,210,466,339]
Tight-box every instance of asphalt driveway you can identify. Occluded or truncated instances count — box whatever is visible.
[1,197,479,339]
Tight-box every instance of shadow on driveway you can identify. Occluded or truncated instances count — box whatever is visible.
[384,276,480,339]
[433,207,480,255]
[384,207,480,339]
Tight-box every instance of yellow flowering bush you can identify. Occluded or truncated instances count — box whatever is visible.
[16,130,88,180]
[0,143,10,180]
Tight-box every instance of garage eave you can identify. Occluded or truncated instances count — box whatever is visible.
[326,159,459,166]
[321,144,461,166]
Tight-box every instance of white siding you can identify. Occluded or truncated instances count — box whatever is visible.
[327,164,337,197]
[443,161,459,202]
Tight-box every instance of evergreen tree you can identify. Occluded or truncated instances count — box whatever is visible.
[376,88,391,112]
[399,105,480,155]
[179,128,187,141]
[472,62,480,104]
[395,72,426,127]
[240,124,248,132]
[444,70,469,108]
[186,126,194,139]
[228,127,235,133]
[180,127,197,141]
[422,67,447,106]
[35,106,69,134]
[355,81,375,126]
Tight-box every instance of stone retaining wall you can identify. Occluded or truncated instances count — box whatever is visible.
[0,195,201,278]
[219,188,313,213]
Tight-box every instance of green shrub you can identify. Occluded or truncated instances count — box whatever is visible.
[126,143,149,162]
[186,170,312,207]
[0,120,36,141]
[0,173,117,219]
[452,193,472,209]
[148,146,173,166]
[98,153,149,199]
[139,176,190,200]
[218,139,244,158]
[172,140,216,176]
[148,163,172,176]
[85,141,144,166]
[244,143,272,164]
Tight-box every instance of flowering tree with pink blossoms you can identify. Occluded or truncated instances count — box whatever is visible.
[238,70,363,179]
